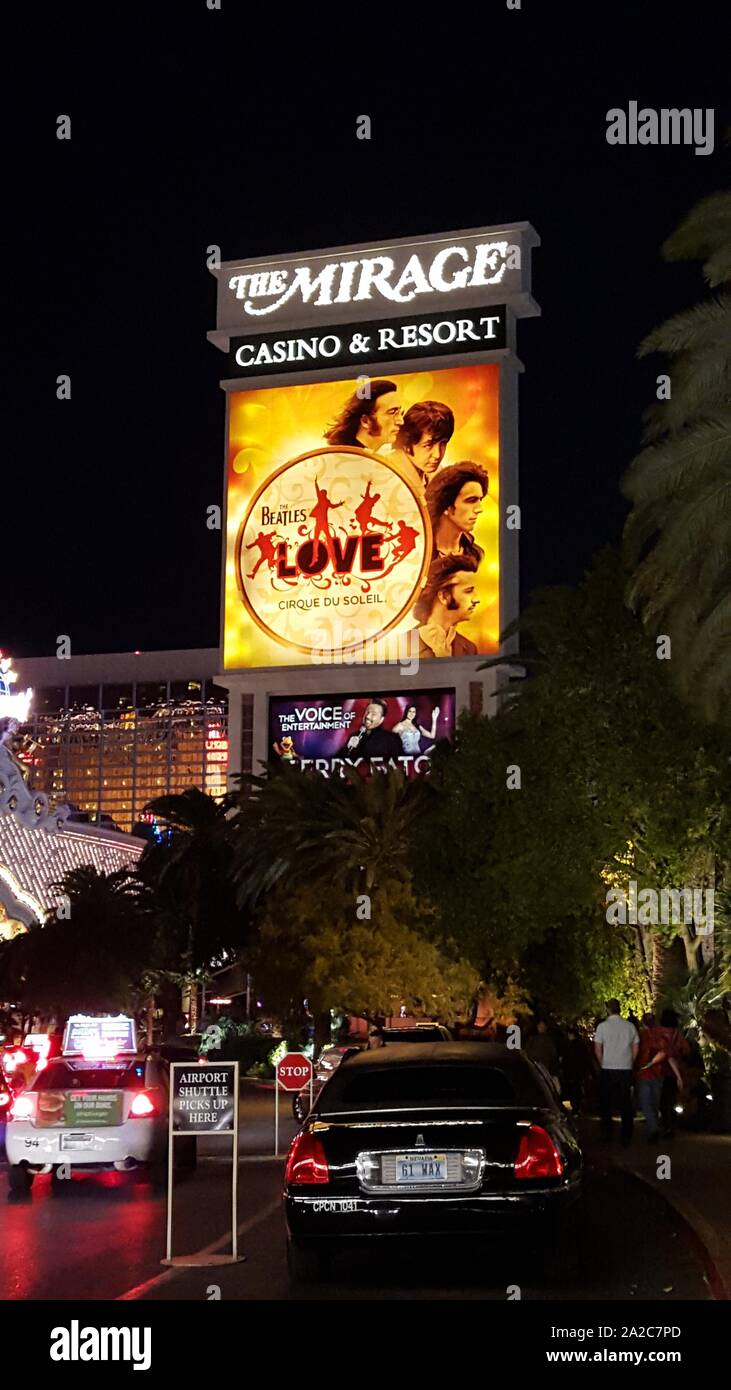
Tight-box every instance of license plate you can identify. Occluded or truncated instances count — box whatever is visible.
[61,1133,95,1150]
[392,1151,448,1183]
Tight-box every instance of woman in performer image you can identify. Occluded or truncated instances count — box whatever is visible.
[392,703,441,756]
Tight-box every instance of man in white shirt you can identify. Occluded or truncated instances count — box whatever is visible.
[594,999,639,1145]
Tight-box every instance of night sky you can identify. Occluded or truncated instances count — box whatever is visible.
[6,3,728,658]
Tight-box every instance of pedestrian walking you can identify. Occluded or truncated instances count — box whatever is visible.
[594,999,639,1145]
[560,1027,593,1115]
[634,1012,667,1141]
[525,1019,561,1092]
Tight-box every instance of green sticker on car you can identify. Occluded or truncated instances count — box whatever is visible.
[62,1092,123,1126]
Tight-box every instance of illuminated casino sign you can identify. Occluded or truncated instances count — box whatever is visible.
[228,305,506,378]
[210,224,537,341]
[213,221,538,686]
[226,241,513,318]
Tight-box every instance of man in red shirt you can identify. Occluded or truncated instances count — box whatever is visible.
[635,1012,671,1141]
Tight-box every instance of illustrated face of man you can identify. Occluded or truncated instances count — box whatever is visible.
[364,391,403,445]
[363,702,385,730]
[439,573,480,625]
[446,480,485,534]
[410,433,447,478]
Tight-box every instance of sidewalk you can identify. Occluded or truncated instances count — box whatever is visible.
[581,1120,731,1299]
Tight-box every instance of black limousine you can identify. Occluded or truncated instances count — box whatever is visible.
[284,1042,583,1284]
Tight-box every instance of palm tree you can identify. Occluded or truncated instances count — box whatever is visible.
[328,764,431,894]
[0,866,155,1019]
[229,763,432,907]
[140,787,250,1031]
[622,188,731,724]
[53,864,144,916]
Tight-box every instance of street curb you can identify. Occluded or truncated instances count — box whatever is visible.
[622,1166,729,1302]
[205,1154,285,1163]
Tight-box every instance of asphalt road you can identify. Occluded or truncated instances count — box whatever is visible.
[0,1086,713,1302]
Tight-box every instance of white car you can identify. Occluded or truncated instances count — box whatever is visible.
[5,1052,195,1193]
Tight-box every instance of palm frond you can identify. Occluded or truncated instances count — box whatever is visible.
[661,190,731,276]
[639,294,729,356]
[622,414,731,506]
[642,353,731,440]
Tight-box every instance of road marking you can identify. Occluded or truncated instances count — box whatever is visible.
[117,1198,281,1300]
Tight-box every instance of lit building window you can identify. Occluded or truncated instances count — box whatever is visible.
[21,683,235,832]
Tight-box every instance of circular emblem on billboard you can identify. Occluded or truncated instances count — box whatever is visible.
[235,446,431,656]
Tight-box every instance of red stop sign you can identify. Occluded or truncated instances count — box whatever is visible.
[277,1052,313,1090]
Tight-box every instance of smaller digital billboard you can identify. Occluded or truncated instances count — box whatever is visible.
[268,689,456,778]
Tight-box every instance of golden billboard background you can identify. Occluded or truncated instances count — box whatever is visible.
[224,363,500,668]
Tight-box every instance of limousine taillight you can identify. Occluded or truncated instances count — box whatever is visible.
[514,1125,564,1179]
[285,1132,330,1185]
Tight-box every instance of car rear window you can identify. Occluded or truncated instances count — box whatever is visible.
[32,1062,146,1091]
[323,1063,542,1110]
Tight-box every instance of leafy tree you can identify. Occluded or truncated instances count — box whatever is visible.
[421,551,731,1010]
[230,765,465,1044]
[521,915,650,1022]
[622,188,731,723]
[666,889,731,1066]
[249,875,478,1045]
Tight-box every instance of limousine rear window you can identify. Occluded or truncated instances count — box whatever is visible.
[325,1064,538,1109]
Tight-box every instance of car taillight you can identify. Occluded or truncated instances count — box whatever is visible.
[3,1049,27,1073]
[0,1091,11,1108]
[284,1132,329,1185]
[9,1093,37,1121]
[129,1092,157,1118]
[514,1125,564,1179]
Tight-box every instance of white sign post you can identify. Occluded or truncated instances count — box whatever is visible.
[162,1060,244,1267]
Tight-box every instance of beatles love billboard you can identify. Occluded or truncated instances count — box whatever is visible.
[223,362,500,669]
